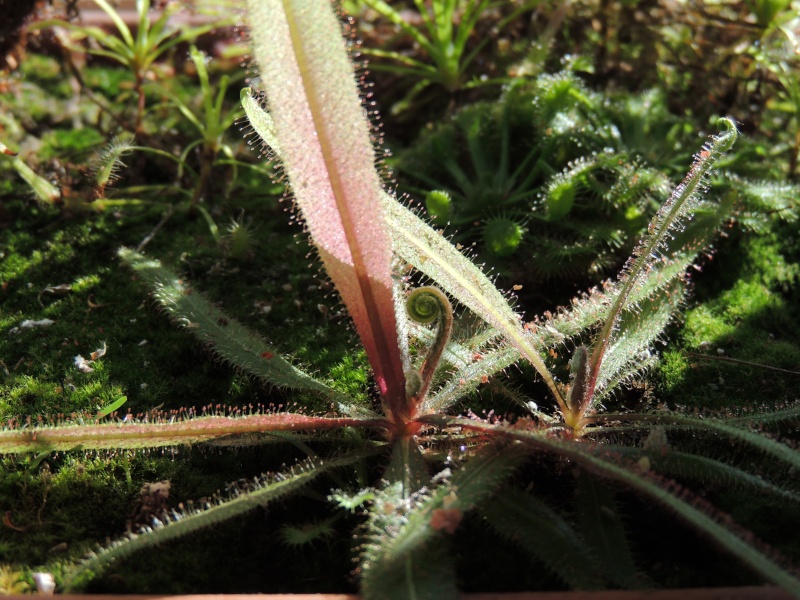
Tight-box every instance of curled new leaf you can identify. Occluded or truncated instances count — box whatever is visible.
[405,287,453,409]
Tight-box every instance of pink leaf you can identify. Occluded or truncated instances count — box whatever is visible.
[246,0,407,418]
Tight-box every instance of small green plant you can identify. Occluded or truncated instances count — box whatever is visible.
[150,46,244,206]
[222,212,256,259]
[356,0,536,113]
[2,1,799,597]
[35,0,223,134]
[746,0,794,29]
[751,43,800,176]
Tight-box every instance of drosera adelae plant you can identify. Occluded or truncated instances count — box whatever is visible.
[2,0,800,597]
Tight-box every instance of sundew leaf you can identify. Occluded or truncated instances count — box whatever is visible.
[726,405,800,428]
[733,176,799,231]
[0,411,384,453]
[584,118,738,414]
[423,344,520,414]
[574,471,643,588]
[430,415,800,596]
[482,487,605,589]
[64,451,374,591]
[529,256,689,350]
[280,516,338,547]
[119,247,341,400]
[385,436,431,498]
[93,135,134,189]
[363,443,527,571]
[407,319,500,373]
[360,443,454,600]
[243,62,565,414]
[241,87,282,160]
[606,445,800,504]
[245,0,407,418]
[362,540,457,600]
[593,277,683,398]
[360,443,526,600]
[589,412,800,473]
[563,201,730,399]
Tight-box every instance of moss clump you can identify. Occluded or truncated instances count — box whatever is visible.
[654,224,800,409]
[40,128,105,161]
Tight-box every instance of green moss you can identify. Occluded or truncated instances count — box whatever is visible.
[653,223,800,409]
[83,66,133,99]
[40,128,105,161]
[19,55,71,98]
[327,353,371,406]
[0,181,360,585]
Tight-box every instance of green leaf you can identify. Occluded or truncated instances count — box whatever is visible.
[609,445,800,504]
[362,444,526,575]
[280,517,338,547]
[96,395,127,419]
[386,437,431,498]
[382,193,566,411]
[359,444,527,599]
[7,155,60,203]
[575,471,643,588]
[590,412,800,473]
[423,343,519,414]
[482,487,605,589]
[93,0,134,47]
[0,410,381,454]
[65,452,371,591]
[118,247,339,398]
[584,119,738,414]
[436,416,800,596]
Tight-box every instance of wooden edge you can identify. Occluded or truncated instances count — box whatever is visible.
[6,587,793,600]
[465,586,794,599]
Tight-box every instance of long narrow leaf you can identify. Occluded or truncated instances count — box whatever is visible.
[0,412,384,453]
[94,0,134,46]
[585,119,738,410]
[119,247,342,399]
[360,443,526,599]
[427,415,800,596]
[246,0,407,418]
[482,487,605,589]
[574,471,643,588]
[65,451,373,591]
[360,0,436,54]
[589,412,800,472]
[607,445,800,504]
